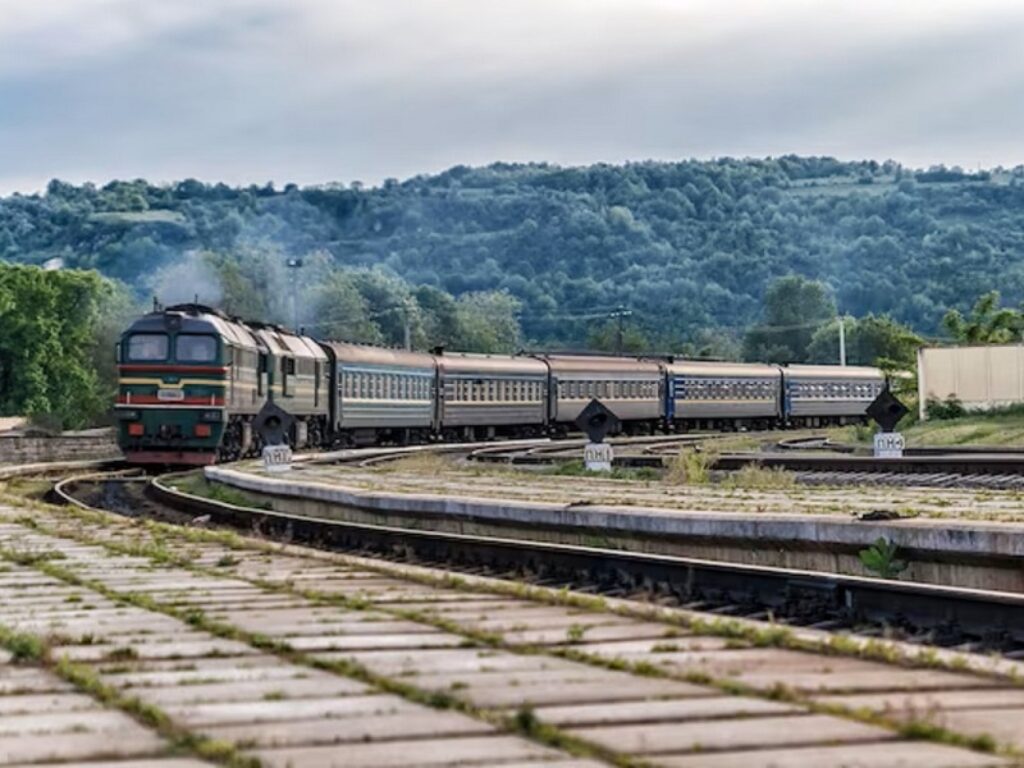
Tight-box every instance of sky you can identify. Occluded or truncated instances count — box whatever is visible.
[2,0,1024,194]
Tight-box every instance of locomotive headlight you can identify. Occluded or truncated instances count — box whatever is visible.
[200,410,223,422]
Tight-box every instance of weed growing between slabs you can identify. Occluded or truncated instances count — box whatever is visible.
[1,494,1016,760]
[0,614,260,768]
[0,539,644,768]
[3,490,1015,682]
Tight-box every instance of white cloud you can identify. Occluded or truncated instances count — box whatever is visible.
[1,0,1024,193]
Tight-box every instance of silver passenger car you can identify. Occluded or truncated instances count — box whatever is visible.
[436,352,548,438]
[666,360,781,426]
[540,354,662,433]
[782,364,885,423]
[324,342,436,443]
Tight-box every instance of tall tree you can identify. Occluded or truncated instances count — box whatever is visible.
[743,275,836,363]
[307,271,383,345]
[0,265,117,429]
[941,291,1023,344]
[452,291,522,353]
[807,314,922,370]
[586,319,650,355]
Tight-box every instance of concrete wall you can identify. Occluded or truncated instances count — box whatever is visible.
[0,429,120,465]
[918,344,1024,419]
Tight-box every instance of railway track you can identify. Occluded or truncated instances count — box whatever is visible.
[469,436,1024,489]
[52,462,1024,661]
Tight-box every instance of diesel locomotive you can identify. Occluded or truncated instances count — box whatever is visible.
[115,304,885,464]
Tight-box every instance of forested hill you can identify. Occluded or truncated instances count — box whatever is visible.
[3,156,1024,348]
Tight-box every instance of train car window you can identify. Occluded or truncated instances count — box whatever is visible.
[178,334,217,363]
[127,333,168,362]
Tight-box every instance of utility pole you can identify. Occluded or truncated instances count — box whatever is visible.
[286,258,304,331]
[609,305,633,356]
[838,315,847,366]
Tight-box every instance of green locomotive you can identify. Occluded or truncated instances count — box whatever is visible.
[116,304,328,464]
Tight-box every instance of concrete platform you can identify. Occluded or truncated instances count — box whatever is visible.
[205,464,1024,590]
[0,502,1019,767]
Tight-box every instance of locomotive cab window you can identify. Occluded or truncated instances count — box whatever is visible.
[175,335,218,363]
[127,333,168,362]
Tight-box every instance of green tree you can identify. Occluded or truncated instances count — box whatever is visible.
[941,291,1023,344]
[349,269,424,348]
[307,271,383,344]
[0,265,118,429]
[586,319,650,355]
[453,291,522,353]
[807,314,922,370]
[414,285,461,348]
[743,275,836,363]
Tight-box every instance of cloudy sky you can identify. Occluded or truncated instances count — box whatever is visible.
[2,0,1023,194]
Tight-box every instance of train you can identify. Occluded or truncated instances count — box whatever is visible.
[115,304,886,464]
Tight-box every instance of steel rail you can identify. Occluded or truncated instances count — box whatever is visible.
[140,473,1024,650]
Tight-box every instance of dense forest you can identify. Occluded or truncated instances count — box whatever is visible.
[4,156,1024,352]
[3,155,1023,426]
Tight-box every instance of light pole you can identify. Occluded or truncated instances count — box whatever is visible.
[838,314,847,366]
[286,258,303,331]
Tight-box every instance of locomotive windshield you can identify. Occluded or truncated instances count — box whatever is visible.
[126,333,168,361]
[175,334,218,363]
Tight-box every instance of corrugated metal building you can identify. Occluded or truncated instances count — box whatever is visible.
[917,345,1024,419]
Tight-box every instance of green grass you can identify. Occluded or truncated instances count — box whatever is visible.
[542,460,660,482]
[169,473,273,510]
[832,408,1024,447]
